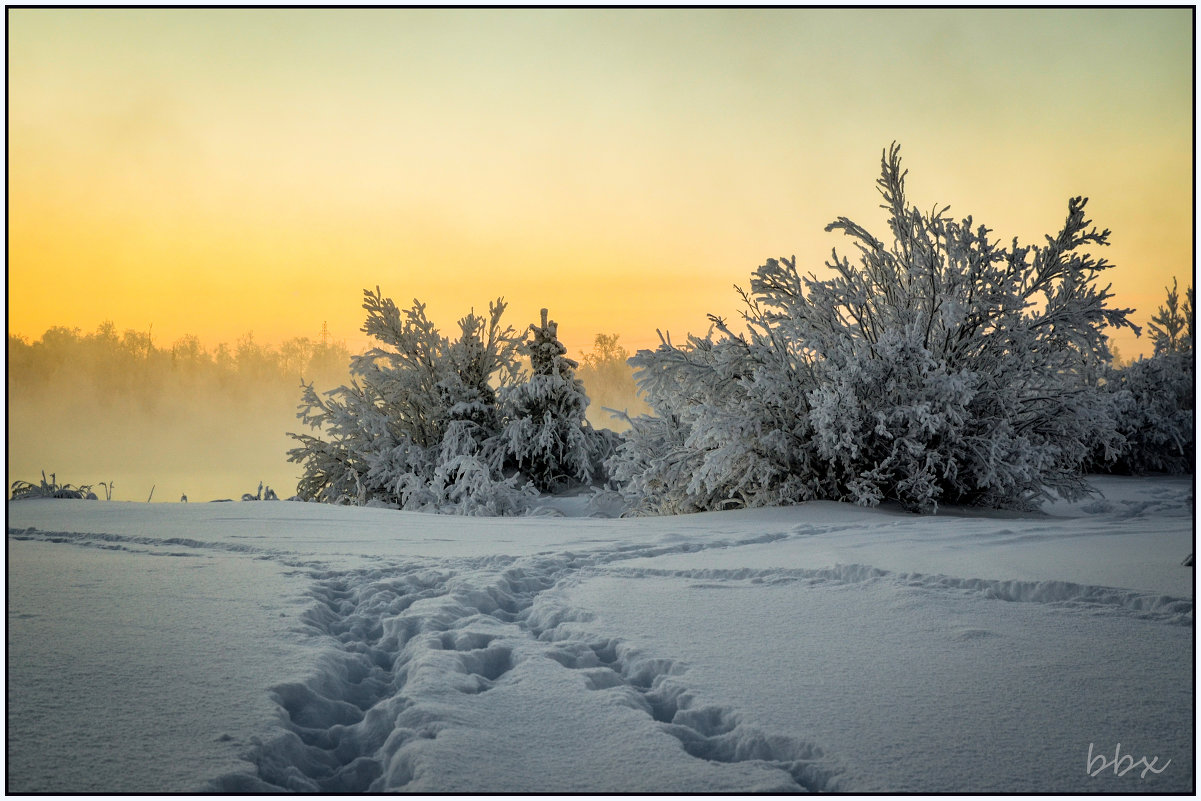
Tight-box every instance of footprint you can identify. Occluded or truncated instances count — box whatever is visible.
[455,644,514,691]
[437,631,498,651]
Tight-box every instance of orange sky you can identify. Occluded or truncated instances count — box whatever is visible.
[7,8,1193,361]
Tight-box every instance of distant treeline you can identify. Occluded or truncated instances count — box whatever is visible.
[7,322,648,425]
[7,324,356,502]
[8,323,353,404]
[575,333,653,428]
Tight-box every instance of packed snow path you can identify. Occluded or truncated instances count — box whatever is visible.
[6,476,1194,792]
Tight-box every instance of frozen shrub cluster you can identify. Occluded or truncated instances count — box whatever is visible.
[288,289,528,513]
[288,291,611,514]
[10,471,98,501]
[1095,278,1194,475]
[611,144,1140,513]
[288,145,1189,518]
[1102,352,1194,474]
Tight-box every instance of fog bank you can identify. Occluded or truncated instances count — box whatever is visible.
[8,325,648,502]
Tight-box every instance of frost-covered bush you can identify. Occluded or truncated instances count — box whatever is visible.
[1101,352,1194,474]
[10,471,98,501]
[288,288,535,514]
[609,327,827,515]
[288,291,620,514]
[239,482,280,501]
[611,144,1138,513]
[1094,279,1194,475]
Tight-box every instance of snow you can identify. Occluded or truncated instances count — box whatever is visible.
[6,475,1194,792]
[6,538,313,792]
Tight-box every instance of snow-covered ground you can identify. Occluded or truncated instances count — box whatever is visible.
[6,475,1194,793]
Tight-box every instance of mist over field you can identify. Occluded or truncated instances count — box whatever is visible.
[7,323,647,503]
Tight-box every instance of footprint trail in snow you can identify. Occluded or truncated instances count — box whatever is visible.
[206,533,848,792]
[201,523,1191,792]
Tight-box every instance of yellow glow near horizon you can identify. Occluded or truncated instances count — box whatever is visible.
[8,8,1193,361]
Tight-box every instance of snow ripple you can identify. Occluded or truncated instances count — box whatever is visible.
[605,563,1194,625]
[6,526,323,567]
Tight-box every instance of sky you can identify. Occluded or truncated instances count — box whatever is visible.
[7,8,1194,361]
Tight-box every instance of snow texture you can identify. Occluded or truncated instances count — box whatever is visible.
[6,475,1194,792]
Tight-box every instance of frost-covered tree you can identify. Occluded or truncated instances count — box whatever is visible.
[611,144,1139,514]
[1147,277,1194,355]
[500,309,611,492]
[288,288,535,514]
